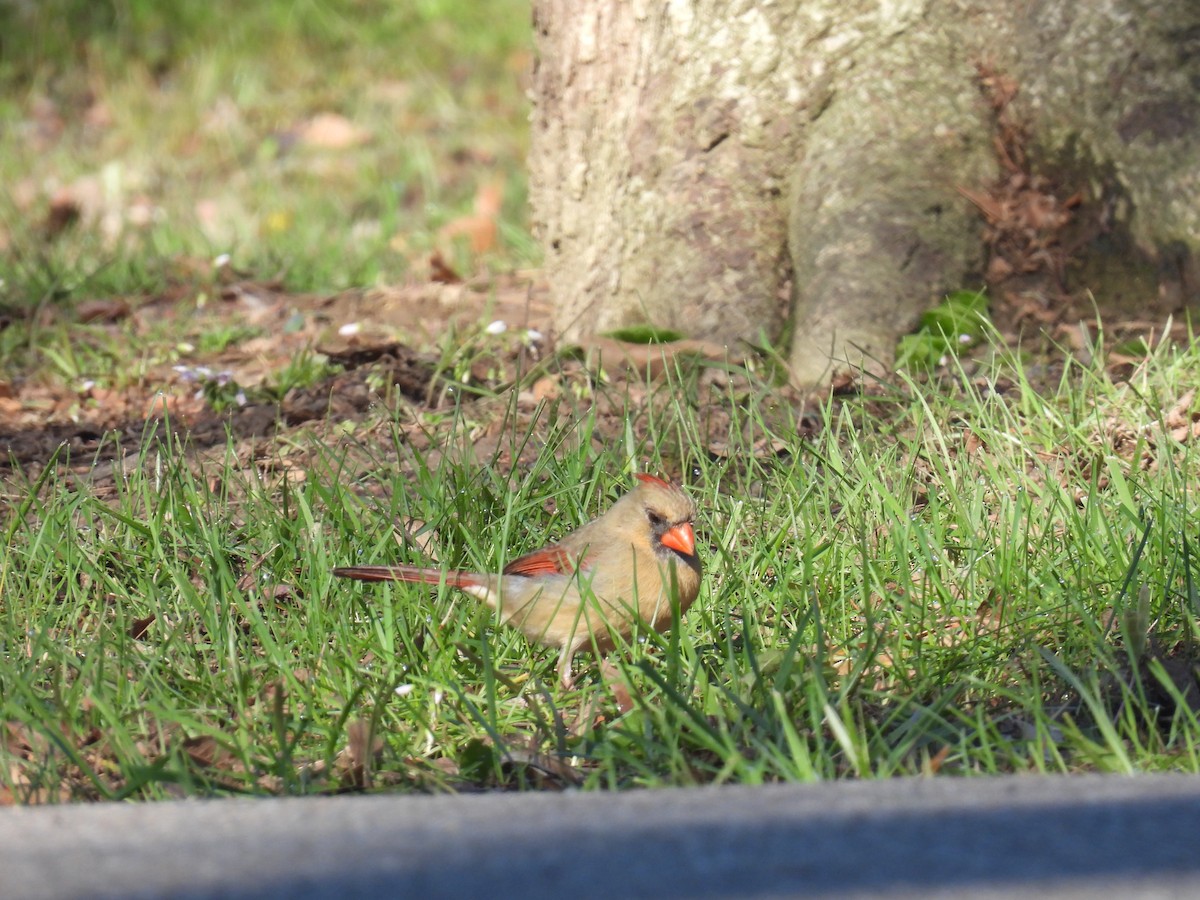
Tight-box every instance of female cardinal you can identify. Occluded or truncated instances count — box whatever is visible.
[333,474,702,687]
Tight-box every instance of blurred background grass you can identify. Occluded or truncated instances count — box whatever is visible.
[0,0,536,297]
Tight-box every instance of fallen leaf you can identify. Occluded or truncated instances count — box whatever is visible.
[531,375,561,403]
[1165,389,1196,431]
[76,298,131,323]
[429,250,461,284]
[925,744,951,775]
[299,112,371,149]
[1170,421,1200,444]
[235,550,274,591]
[180,735,222,768]
[429,757,460,776]
[127,614,155,640]
[398,517,440,561]
[339,718,384,789]
[438,181,503,254]
[500,747,583,788]
[42,192,81,238]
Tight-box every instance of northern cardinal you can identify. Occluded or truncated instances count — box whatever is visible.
[334,474,702,687]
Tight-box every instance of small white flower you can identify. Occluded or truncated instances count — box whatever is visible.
[338,322,361,337]
[213,253,231,268]
[395,684,415,697]
[485,319,507,335]
[958,333,973,345]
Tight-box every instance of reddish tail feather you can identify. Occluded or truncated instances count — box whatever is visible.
[332,565,478,589]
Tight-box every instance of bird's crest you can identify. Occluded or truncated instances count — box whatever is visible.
[635,473,673,490]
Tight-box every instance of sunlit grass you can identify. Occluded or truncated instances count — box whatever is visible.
[3,330,1200,800]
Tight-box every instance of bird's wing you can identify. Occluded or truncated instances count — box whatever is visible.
[503,544,585,577]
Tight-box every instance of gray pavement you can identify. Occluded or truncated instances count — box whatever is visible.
[2,773,1199,898]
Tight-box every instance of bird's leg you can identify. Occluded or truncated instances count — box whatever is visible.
[556,645,575,690]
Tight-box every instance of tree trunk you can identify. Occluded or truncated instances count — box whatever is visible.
[529,0,809,344]
[530,0,1200,385]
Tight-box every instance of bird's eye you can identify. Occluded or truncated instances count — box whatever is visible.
[647,511,666,530]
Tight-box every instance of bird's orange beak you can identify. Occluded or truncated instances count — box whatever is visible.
[661,522,696,557]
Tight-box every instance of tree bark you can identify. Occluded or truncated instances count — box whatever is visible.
[529,0,811,343]
[530,0,1200,384]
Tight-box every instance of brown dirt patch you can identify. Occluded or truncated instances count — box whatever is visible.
[0,272,553,477]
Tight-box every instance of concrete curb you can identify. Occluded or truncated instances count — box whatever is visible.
[2,774,1199,898]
